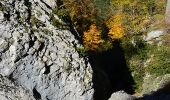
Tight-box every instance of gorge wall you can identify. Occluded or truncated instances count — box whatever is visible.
[0,0,94,100]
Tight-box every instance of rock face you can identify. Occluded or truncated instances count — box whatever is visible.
[108,91,136,100]
[0,0,94,100]
[0,75,35,100]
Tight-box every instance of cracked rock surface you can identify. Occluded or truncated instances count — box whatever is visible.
[0,75,35,100]
[0,0,94,100]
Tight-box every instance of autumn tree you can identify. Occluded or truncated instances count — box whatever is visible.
[83,24,104,51]
[106,13,124,41]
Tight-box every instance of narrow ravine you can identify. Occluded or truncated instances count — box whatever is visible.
[88,41,135,100]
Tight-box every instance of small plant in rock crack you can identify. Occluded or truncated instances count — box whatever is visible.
[31,16,43,27]
[42,29,51,35]
[0,2,6,12]
[76,47,87,57]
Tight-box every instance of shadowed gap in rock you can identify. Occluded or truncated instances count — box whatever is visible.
[88,41,135,100]
[33,87,42,100]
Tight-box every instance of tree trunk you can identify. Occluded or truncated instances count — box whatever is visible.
[166,0,170,24]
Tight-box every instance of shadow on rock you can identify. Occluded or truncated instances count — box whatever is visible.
[138,81,170,100]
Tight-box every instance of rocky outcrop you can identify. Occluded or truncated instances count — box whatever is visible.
[0,0,93,100]
[0,75,35,100]
[108,91,136,100]
[109,90,170,100]
[144,30,165,42]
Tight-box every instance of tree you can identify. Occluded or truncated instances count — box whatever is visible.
[83,24,104,51]
[106,13,124,41]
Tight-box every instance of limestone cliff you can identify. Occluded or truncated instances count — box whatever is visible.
[0,0,93,100]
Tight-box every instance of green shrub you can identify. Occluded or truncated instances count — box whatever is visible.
[161,34,170,46]
[52,7,68,20]
[42,29,51,35]
[146,46,170,76]
[31,16,42,27]
[50,15,68,29]
[76,47,87,57]
[51,15,60,27]
[123,35,170,92]
[36,11,42,17]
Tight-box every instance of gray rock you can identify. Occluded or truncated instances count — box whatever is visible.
[108,91,136,100]
[0,0,94,100]
[0,75,35,100]
[144,30,164,41]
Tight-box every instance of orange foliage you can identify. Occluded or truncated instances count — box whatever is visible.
[106,13,125,41]
[83,24,104,51]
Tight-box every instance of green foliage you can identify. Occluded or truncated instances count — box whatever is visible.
[51,15,59,27]
[122,34,170,92]
[63,56,72,73]
[93,0,110,21]
[64,63,72,73]
[146,46,170,76]
[52,7,68,20]
[76,47,87,57]
[31,16,42,27]
[0,2,6,11]
[24,26,29,33]
[61,0,166,52]
[36,11,42,17]
[99,40,113,51]
[122,36,148,92]
[161,34,170,45]
[50,15,69,29]
[18,17,25,24]
[42,29,51,35]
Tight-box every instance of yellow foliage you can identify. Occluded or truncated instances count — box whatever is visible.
[83,24,104,51]
[106,13,124,40]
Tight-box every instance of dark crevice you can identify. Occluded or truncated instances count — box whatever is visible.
[22,53,29,58]
[88,41,135,100]
[16,10,21,19]
[43,63,53,74]
[8,73,15,82]
[33,1,50,16]
[33,87,42,100]
[38,42,45,51]
[4,11,10,21]
[68,23,82,43]
[14,53,28,63]
[11,0,16,7]
[24,0,32,23]
[29,39,35,48]
[27,8,32,24]
[46,97,50,100]
[29,32,37,48]
[14,56,21,63]
[2,43,10,53]
[39,0,52,10]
